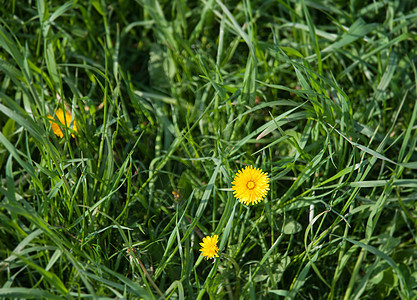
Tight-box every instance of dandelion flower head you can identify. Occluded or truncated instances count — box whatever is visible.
[48,108,77,138]
[232,165,269,205]
[199,235,219,260]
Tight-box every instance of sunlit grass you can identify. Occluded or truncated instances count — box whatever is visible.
[1,0,417,299]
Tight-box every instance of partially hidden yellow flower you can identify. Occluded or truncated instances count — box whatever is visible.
[48,108,77,138]
[232,165,270,205]
[199,235,219,260]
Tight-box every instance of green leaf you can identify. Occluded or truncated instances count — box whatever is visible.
[322,19,377,53]
[283,219,303,235]
[341,236,409,298]
[0,288,62,299]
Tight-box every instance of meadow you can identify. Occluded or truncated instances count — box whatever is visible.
[1,0,417,299]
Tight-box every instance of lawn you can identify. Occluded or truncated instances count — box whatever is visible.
[1,0,417,299]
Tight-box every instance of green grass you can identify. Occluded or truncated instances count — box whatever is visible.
[1,0,417,299]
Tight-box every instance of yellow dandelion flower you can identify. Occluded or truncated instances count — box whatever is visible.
[172,190,180,201]
[48,108,77,138]
[232,165,269,205]
[199,235,219,260]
